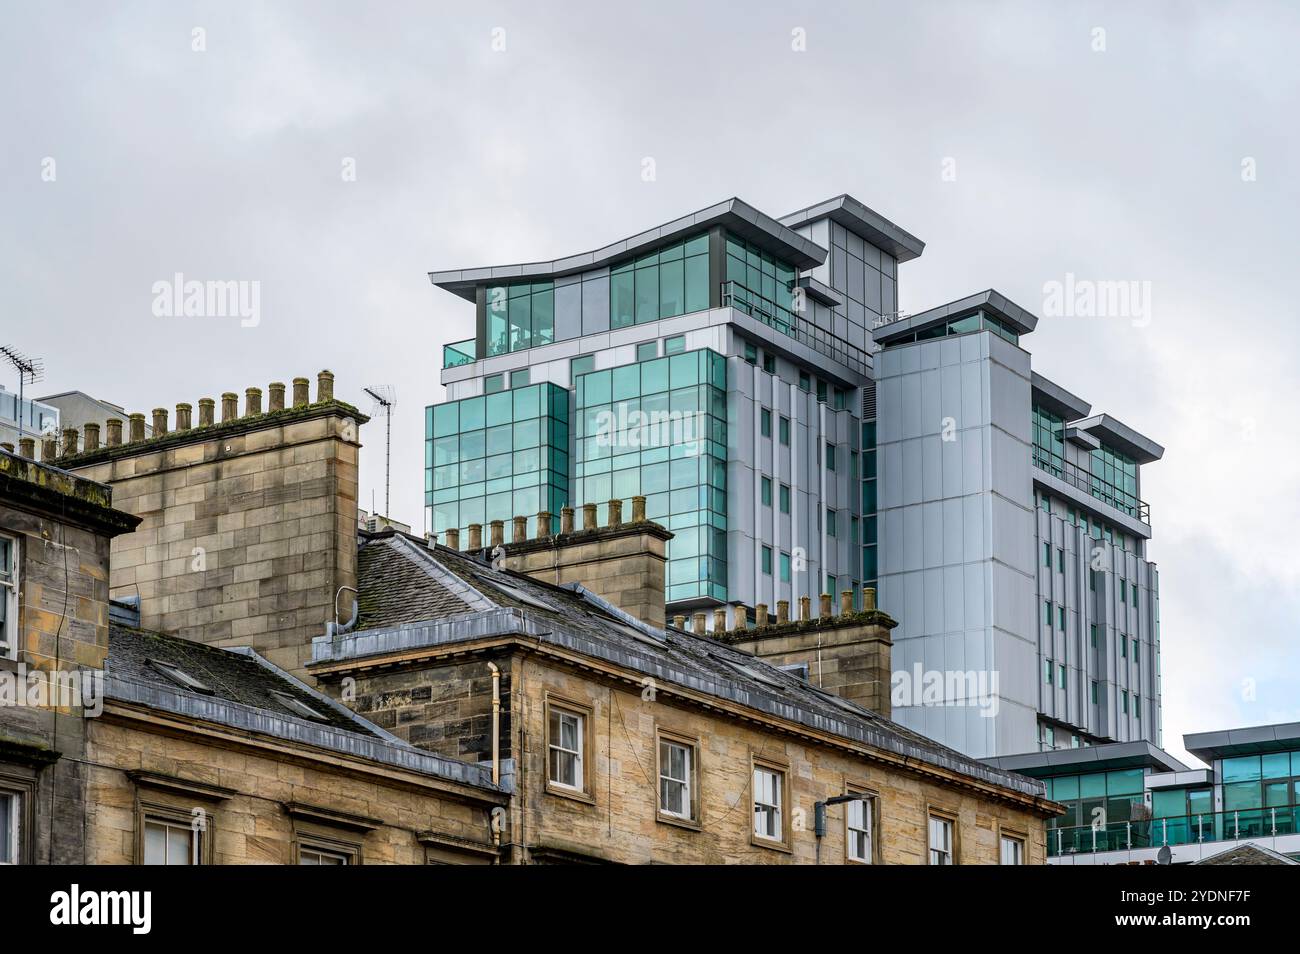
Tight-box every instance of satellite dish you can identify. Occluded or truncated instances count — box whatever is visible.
[1156,845,1172,865]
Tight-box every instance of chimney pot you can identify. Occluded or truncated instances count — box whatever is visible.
[582,503,597,531]
[221,393,238,423]
[512,515,528,543]
[489,520,504,548]
[317,369,334,402]
[607,499,622,528]
[841,590,854,617]
[105,419,123,447]
[692,612,707,635]
[41,437,57,461]
[175,403,192,431]
[197,399,215,427]
[445,528,460,550]
[537,511,552,536]
[151,408,168,435]
[268,382,286,412]
[467,523,483,551]
[799,596,811,622]
[776,599,789,624]
[18,437,35,459]
[129,413,146,442]
[712,608,727,633]
[672,615,686,629]
[819,593,833,619]
[62,427,79,455]
[0,442,12,454]
[245,387,263,416]
[863,587,877,611]
[560,506,574,534]
[755,603,768,628]
[631,495,646,522]
[733,605,749,631]
[84,423,101,451]
[292,378,310,408]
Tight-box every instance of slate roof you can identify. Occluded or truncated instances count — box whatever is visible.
[105,623,502,791]
[1193,843,1300,866]
[107,624,372,734]
[324,531,1050,802]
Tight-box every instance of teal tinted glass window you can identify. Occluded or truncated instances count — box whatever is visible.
[779,484,790,514]
[779,416,789,445]
[825,442,835,471]
[1058,606,1066,630]
[779,552,791,582]
[799,371,810,391]
[485,373,505,394]
[1079,773,1107,798]
[761,477,772,506]
[760,409,771,437]
[511,368,531,388]
[1090,681,1098,704]
[637,341,658,362]
[1043,543,1051,566]
[826,509,837,537]
[609,236,710,328]
[762,546,772,575]
[664,334,686,355]
[571,355,595,377]
[485,281,554,357]
[1044,659,1052,683]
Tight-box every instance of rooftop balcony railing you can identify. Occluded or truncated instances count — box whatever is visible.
[721,280,871,377]
[1032,446,1150,524]
[1047,805,1300,857]
[443,338,477,369]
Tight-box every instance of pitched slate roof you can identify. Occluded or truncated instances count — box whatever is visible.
[1193,843,1299,866]
[321,531,1049,802]
[105,623,501,792]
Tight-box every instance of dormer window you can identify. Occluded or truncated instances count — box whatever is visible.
[271,690,328,722]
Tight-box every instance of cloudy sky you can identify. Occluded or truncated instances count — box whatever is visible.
[3,1,1296,764]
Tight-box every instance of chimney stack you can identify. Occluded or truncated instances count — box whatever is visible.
[175,404,192,431]
[221,393,238,423]
[468,523,483,551]
[268,382,286,412]
[560,506,574,534]
[198,399,215,427]
[152,408,168,435]
[105,419,123,447]
[317,370,334,402]
[489,520,504,548]
[18,437,35,459]
[292,378,310,408]
[776,600,789,625]
[755,603,768,628]
[128,413,146,443]
[445,528,460,550]
[245,387,262,416]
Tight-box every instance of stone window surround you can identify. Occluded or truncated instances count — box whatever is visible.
[130,772,232,866]
[654,726,701,831]
[842,777,880,865]
[926,804,961,865]
[0,767,36,865]
[750,752,791,853]
[544,692,594,805]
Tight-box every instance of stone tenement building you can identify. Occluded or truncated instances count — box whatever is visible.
[0,370,1061,864]
[0,446,505,865]
[312,509,1061,864]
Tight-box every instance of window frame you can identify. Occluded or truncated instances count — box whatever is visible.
[654,728,701,829]
[998,826,1027,865]
[294,830,362,865]
[0,532,18,660]
[750,754,791,851]
[927,807,959,865]
[0,771,35,866]
[137,800,210,866]
[843,781,879,865]
[544,694,594,803]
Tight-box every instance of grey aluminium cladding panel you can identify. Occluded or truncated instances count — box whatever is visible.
[429,198,828,301]
[874,329,1038,759]
[873,289,1040,345]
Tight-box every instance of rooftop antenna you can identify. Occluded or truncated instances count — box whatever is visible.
[0,346,45,441]
[363,385,396,518]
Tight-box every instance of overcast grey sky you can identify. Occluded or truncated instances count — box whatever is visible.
[3,1,1297,764]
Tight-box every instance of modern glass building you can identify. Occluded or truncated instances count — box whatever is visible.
[426,193,1165,760]
[988,721,1300,864]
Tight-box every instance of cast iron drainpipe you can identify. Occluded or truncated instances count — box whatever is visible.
[487,662,502,854]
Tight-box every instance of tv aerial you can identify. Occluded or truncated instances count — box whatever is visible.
[0,346,45,440]
[363,385,396,518]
